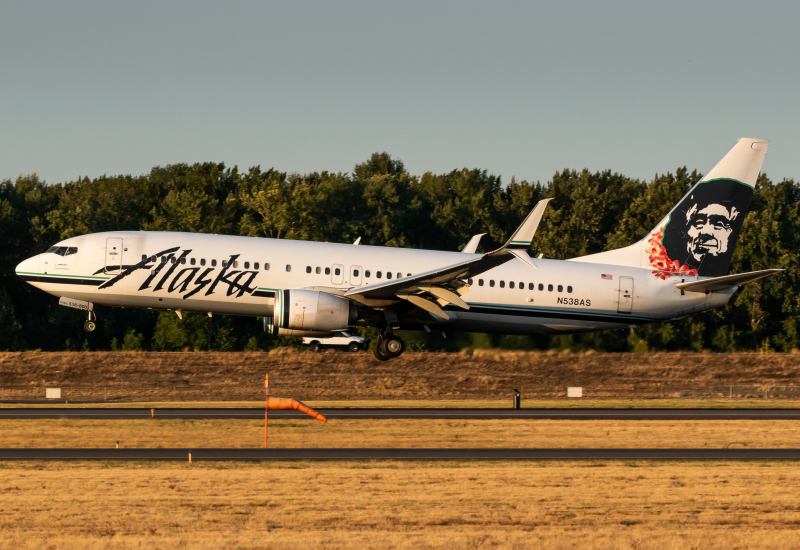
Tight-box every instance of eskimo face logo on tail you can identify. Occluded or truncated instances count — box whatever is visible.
[97,247,258,299]
[648,179,753,279]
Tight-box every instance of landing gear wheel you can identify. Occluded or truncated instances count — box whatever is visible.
[309,341,321,352]
[372,338,391,361]
[348,342,360,352]
[84,320,96,333]
[380,336,404,359]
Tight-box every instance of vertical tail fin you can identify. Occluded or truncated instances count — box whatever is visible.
[576,138,768,278]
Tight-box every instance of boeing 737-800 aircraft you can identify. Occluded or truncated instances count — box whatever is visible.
[15,138,782,360]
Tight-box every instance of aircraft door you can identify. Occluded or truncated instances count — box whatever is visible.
[331,264,344,285]
[105,237,124,274]
[618,276,633,313]
[350,265,362,286]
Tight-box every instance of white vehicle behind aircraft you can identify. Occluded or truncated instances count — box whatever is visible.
[302,332,365,352]
[16,138,782,360]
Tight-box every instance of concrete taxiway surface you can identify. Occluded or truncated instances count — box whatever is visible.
[1,448,799,461]
[1,408,800,420]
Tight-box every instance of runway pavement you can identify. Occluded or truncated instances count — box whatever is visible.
[1,407,800,420]
[0,447,799,461]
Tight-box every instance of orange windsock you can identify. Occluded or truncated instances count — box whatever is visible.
[266,397,327,422]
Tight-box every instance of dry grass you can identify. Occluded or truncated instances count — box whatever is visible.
[3,398,800,409]
[1,461,800,549]
[2,419,800,449]
[3,350,800,402]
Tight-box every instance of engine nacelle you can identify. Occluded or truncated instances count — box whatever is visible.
[266,289,357,337]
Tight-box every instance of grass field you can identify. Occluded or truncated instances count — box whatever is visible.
[4,398,800,409]
[1,461,799,549]
[2,418,800,449]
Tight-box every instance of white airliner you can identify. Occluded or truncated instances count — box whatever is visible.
[16,138,781,360]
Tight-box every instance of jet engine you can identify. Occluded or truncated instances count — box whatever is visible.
[266,289,358,337]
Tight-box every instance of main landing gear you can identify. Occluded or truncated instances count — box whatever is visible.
[84,310,97,333]
[373,330,404,361]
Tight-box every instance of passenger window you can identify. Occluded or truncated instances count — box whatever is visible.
[180,257,186,265]
[365,270,371,277]
[222,260,227,268]
[377,271,382,278]
[468,279,473,285]
[548,284,553,291]
[264,263,270,270]
[397,272,402,279]
[306,266,312,274]
[201,259,206,266]
[142,254,147,261]
[315,267,321,274]
[211,259,217,267]
[407,273,411,277]
[538,283,543,291]
[499,281,505,288]
[386,272,392,279]
[244,261,250,269]
[335,267,341,276]
[234,261,239,268]
[254,262,259,270]
[489,280,495,287]
[478,279,484,286]
[519,282,523,289]
[528,283,533,290]
[354,269,360,277]
[172,258,177,265]
[509,281,515,289]
[325,267,331,275]
[286,265,291,272]
[558,285,563,292]
[190,258,196,266]
[567,286,573,293]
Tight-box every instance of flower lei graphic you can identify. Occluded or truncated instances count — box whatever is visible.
[645,227,698,280]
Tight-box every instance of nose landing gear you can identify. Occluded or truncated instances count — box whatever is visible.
[372,330,405,361]
[84,311,97,333]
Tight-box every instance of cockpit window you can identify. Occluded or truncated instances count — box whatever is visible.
[47,246,76,256]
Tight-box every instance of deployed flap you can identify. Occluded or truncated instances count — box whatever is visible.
[461,233,486,253]
[675,269,783,293]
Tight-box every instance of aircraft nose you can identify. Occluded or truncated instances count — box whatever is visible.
[16,254,40,280]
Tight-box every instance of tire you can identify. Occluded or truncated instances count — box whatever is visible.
[84,320,96,333]
[372,340,391,361]
[309,341,321,352]
[381,336,404,359]
[348,342,360,352]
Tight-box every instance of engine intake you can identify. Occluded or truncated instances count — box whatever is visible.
[266,289,357,337]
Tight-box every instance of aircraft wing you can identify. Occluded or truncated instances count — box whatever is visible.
[675,269,783,293]
[344,198,552,319]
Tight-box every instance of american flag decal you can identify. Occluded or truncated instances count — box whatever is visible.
[601,274,612,280]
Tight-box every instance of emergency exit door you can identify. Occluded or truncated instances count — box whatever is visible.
[105,237,123,274]
[617,276,633,314]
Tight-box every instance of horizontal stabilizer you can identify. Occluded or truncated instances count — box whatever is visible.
[675,269,783,293]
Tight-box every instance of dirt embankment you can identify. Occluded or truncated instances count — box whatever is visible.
[2,349,800,401]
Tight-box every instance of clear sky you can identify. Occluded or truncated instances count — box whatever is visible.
[2,1,798,186]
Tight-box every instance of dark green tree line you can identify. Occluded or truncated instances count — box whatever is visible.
[1,152,798,352]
